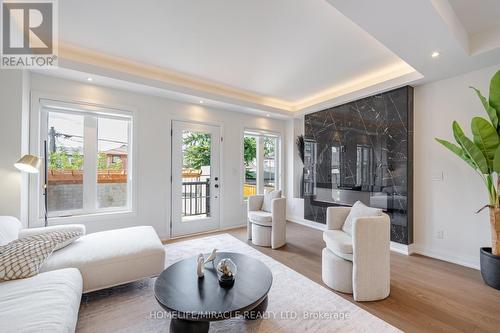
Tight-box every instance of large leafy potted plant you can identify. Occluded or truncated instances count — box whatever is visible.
[436,70,500,290]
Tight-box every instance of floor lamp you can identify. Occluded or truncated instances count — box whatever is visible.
[15,141,48,227]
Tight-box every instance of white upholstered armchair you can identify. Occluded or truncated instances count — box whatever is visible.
[322,206,391,301]
[247,192,286,249]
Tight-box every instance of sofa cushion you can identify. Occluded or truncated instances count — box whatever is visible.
[0,268,82,333]
[1,231,83,281]
[0,238,57,281]
[342,201,382,235]
[261,190,281,213]
[19,224,86,251]
[248,211,272,227]
[323,230,353,261]
[0,216,22,246]
[41,226,166,292]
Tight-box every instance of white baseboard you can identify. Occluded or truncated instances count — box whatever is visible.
[412,244,480,270]
[164,222,247,242]
[287,215,326,231]
[390,242,414,255]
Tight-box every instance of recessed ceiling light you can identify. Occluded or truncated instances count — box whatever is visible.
[87,77,93,82]
[266,114,270,117]
[199,100,204,104]
[431,51,440,58]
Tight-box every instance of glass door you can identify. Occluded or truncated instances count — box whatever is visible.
[171,121,221,237]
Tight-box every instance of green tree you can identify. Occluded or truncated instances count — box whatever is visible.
[182,133,274,178]
[183,132,211,169]
[97,152,124,171]
[244,136,256,167]
[48,149,83,170]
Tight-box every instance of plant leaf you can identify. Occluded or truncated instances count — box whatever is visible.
[490,70,500,118]
[470,86,498,128]
[493,145,500,173]
[471,116,500,169]
[453,121,489,174]
[435,138,477,169]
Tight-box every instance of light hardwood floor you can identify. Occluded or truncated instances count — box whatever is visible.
[78,222,500,332]
[167,222,500,333]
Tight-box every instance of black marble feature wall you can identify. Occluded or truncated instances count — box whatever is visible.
[304,86,413,244]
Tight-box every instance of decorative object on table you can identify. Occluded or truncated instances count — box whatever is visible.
[216,258,237,288]
[204,248,217,264]
[196,249,218,278]
[14,140,49,227]
[196,254,205,278]
[435,70,500,290]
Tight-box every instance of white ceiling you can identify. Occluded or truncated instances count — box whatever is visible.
[449,0,500,35]
[44,0,500,117]
[59,0,409,103]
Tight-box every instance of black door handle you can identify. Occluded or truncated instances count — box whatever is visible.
[214,184,219,188]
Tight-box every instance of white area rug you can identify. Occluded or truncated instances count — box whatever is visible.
[78,234,400,332]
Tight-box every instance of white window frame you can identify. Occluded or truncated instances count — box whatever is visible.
[29,94,137,226]
[242,129,281,200]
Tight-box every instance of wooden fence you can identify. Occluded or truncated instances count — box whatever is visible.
[47,169,127,185]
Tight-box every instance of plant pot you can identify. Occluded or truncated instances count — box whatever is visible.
[480,247,500,290]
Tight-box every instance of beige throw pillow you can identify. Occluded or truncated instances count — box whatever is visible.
[261,190,281,213]
[18,224,85,251]
[342,201,382,235]
[0,231,81,281]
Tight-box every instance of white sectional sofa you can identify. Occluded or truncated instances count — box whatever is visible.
[0,216,166,332]
[0,268,82,332]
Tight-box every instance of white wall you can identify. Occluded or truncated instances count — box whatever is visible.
[0,70,29,225]
[413,64,499,269]
[26,74,287,239]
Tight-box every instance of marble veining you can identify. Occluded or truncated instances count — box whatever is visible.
[303,86,413,244]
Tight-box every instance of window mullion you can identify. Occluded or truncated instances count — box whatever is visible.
[83,115,98,213]
[256,136,264,194]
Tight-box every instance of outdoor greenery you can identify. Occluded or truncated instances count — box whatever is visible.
[49,150,123,171]
[182,133,275,179]
[49,150,83,170]
[183,133,212,170]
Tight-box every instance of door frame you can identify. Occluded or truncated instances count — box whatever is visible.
[170,119,224,238]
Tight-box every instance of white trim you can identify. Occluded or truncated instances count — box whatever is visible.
[412,244,480,270]
[83,115,98,212]
[287,216,326,231]
[241,128,283,203]
[42,210,137,225]
[28,91,138,227]
[390,242,414,255]
[165,222,247,242]
[170,120,222,237]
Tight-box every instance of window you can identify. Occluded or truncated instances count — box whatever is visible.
[40,100,133,218]
[243,131,280,199]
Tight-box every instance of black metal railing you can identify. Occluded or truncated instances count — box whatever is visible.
[182,179,210,217]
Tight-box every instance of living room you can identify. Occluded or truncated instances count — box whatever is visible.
[1,1,500,332]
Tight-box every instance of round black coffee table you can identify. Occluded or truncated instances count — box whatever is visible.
[154,252,273,333]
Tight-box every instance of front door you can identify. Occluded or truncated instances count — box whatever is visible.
[171,121,221,237]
